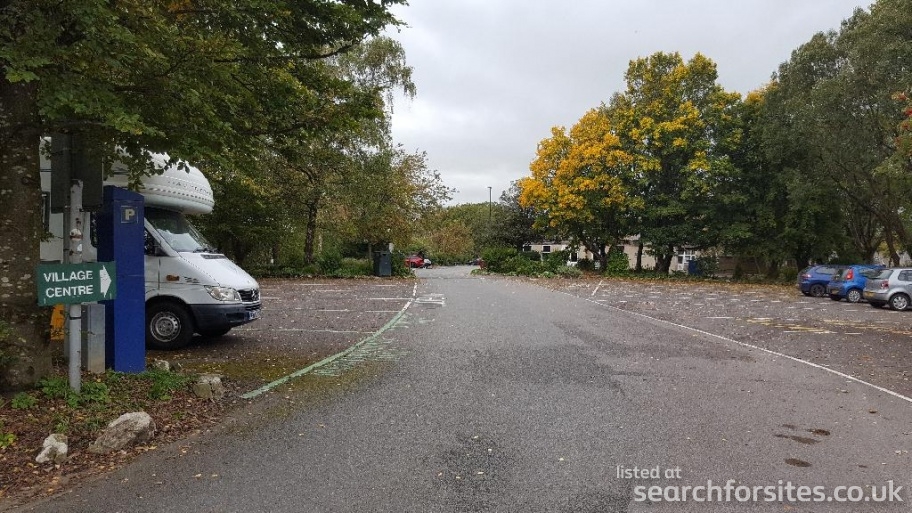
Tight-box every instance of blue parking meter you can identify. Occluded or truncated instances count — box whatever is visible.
[97,186,145,372]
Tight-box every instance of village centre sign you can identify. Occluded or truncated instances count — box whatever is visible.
[36,262,117,306]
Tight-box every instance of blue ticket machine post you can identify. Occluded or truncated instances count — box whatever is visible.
[97,186,145,372]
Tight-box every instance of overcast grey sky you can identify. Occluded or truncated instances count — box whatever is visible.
[384,1,867,205]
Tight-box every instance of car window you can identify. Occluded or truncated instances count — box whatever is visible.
[872,269,893,279]
[899,270,912,282]
[859,268,881,278]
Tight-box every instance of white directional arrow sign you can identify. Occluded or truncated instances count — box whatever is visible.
[99,265,113,297]
[36,262,117,305]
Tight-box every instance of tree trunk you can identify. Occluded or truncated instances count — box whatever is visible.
[635,241,643,272]
[0,77,53,391]
[884,229,901,266]
[766,259,781,280]
[231,238,249,267]
[303,197,320,265]
[655,246,674,274]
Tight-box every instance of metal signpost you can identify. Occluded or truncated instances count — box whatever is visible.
[36,261,116,392]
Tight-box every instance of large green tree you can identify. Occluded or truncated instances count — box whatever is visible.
[197,36,419,267]
[0,0,404,390]
[608,52,743,273]
[763,0,912,265]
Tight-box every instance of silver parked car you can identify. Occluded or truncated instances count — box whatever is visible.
[862,267,912,310]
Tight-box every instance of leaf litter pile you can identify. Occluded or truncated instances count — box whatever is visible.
[0,364,240,508]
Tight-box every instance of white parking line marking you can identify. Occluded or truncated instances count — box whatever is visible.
[591,280,604,297]
[241,283,418,399]
[575,295,912,405]
[236,328,375,334]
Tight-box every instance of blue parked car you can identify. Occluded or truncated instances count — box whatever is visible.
[828,264,886,303]
[797,264,848,297]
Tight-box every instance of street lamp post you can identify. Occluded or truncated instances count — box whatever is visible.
[488,186,492,221]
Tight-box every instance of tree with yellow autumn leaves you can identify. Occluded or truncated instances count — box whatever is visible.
[519,109,640,270]
[520,52,742,272]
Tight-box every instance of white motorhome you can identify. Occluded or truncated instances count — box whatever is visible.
[40,149,262,350]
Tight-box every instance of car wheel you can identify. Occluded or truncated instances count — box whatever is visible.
[146,301,194,350]
[845,289,863,303]
[889,293,910,311]
[828,294,841,301]
[809,284,826,297]
[199,327,231,338]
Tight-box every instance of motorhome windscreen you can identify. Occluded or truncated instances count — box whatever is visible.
[145,207,215,253]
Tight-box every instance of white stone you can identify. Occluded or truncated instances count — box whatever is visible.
[88,412,156,454]
[35,433,68,464]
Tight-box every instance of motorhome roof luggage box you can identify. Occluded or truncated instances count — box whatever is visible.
[106,156,214,214]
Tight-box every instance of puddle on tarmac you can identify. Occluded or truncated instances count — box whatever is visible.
[775,434,819,445]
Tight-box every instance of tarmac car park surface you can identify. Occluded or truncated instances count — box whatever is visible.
[9,269,912,512]
[539,278,912,400]
[147,277,419,395]
[151,274,912,404]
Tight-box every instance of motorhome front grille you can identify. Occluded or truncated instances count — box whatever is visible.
[239,289,259,302]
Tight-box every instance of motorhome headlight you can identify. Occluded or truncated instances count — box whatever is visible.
[205,286,241,302]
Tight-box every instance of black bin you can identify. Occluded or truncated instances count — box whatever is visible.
[373,250,391,277]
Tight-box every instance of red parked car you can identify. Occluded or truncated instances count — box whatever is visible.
[405,255,428,268]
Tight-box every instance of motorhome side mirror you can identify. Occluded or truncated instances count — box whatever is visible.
[144,231,164,257]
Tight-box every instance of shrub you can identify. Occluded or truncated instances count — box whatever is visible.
[502,255,538,276]
[318,250,343,274]
[555,265,583,278]
[482,247,519,273]
[11,392,37,410]
[576,259,595,272]
[79,381,111,405]
[333,258,372,277]
[691,256,719,277]
[780,267,799,283]
[603,251,631,275]
[520,250,542,262]
[146,369,192,401]
[544,250,570,271]
[40,376,70,399]
[249,264,320,278]
[0,421,15,449]
[391,251,412,277]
